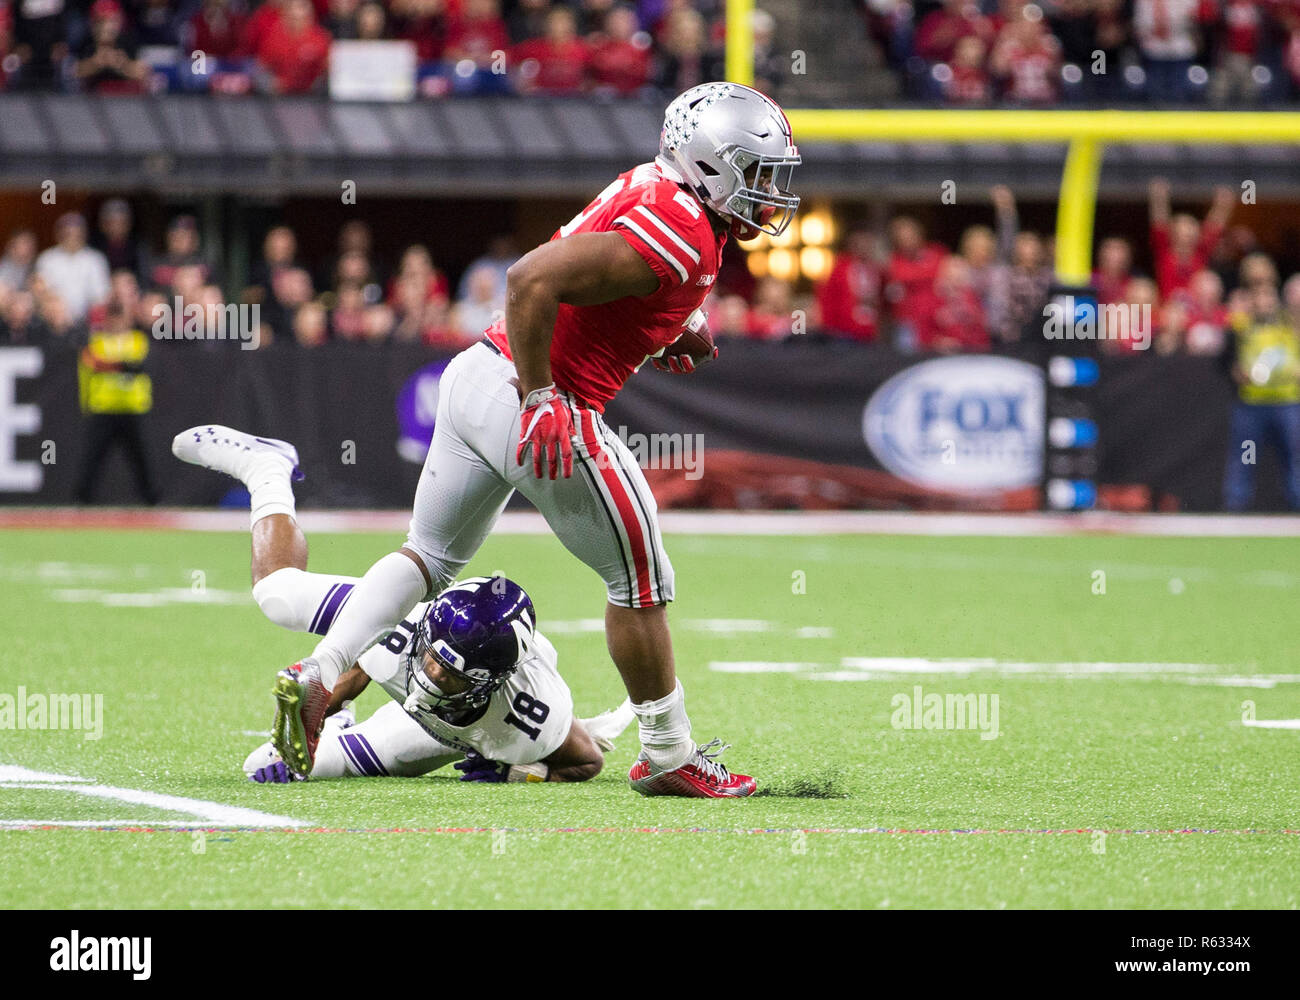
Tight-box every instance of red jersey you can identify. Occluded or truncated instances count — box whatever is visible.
[487,160,726,411]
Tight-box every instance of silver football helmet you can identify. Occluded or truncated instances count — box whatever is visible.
[658,82,801,240]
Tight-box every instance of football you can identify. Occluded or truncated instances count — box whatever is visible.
[662,311,716,369]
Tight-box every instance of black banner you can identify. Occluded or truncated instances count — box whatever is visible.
[0,339,1281,512]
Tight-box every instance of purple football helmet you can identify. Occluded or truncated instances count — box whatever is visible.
[404,576,536,714]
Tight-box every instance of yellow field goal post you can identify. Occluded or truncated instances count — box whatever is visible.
[723,0,1300,286]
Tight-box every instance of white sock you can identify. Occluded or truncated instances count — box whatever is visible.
[252,568,362,634]
[632,680,694,771]
[246,454,296,530]
[311,552,428,689]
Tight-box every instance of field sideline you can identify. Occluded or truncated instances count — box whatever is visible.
[2,519,1298,908]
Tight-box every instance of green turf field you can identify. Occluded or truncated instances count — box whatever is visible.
[2,527,1298,908]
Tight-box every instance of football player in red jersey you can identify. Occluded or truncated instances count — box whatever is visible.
[186,83,799,797]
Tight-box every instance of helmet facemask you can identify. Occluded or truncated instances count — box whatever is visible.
[404,625,501,717]
[720,145,801,239]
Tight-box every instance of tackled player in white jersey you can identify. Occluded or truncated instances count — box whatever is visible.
[171,426,632,784]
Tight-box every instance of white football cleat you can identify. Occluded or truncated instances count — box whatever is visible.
[171,424,303,483]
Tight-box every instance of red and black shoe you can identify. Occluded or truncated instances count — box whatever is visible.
[271,660,330,778]
[628,739,756,798]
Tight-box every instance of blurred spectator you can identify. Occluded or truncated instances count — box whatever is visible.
[456,233,516,304]
[990,228,1052,343]
[916,0,995,64]
[1133,0,1210,102]
[1221,280,1300,511]
[356,1,387,40]
[991,9,1061,104]
[1210,223,1258,293]
[1092,235,1133,307]
[249,225,300,296]
[1239,251,1281,293]
[1106,275,1159,353]
[293,300,330,347]
[445,0,509,68]
[325,0,363,38]
[885,215,948,342]
[391,0,447,62]
[131,0,183,47]
[188,0,247,59]
[451,263,502,338]
[10,0,70,90]
[239,0,286,57]
[943,35,991,103]
[334,248,384,303]
[750,8,785,97]
[149,214,214,292]
[93,199,142,279]
[35,212,111,322]
[330,278,369,339]
[387,244,449,308]
[265,266,315,339]
[816,226,882,342]
[589,3,652,95]
[1183,268,1228,355]
[745,276,794,339]
[74,303,157,505]
[75,0,148,95]
[912,256,989,353]
[655,7,720,93]
[1209,0,1266,106]
[578,0,618,38]
[507,0,550,46]
[514,6,589,94]
[708,291,750,339]
[1148,178,1234,300]
[0,289,49,343]
[362,302,396,344]
[0,228,39,290]
[256,0,331,94]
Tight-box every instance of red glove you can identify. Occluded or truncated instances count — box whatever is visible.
[516,384,574,480]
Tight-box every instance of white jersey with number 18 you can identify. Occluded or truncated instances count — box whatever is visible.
[356,606,574,765]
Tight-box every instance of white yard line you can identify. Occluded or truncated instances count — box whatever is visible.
[0,764,308,828]
[708,658,1300,688]
[1243,719,1300,729]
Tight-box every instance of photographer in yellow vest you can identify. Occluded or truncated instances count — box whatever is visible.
[74,304,158,504]
[1221,282,1300,511]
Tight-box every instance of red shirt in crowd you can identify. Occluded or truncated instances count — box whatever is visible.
[945,64,991,103]
[513,36,588,93]
[257,19,332,93]
[445,11,509,64]
[997,39,1060,103]
[1091,269,1131,305]
[588,38,652,94]
[817,252,881,341]
[190,6,247,59]
[910,285,989,352]
[915,8,994,63]
[886,244,948,323]
[1221,0,1263,56]
[1150,220,1223,299]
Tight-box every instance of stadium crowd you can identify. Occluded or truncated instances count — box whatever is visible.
[0,0,772,97]
[864,0,1300,105]
[2,181,1299,360]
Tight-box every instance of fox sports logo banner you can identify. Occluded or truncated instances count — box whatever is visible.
[863,356,1044,491]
